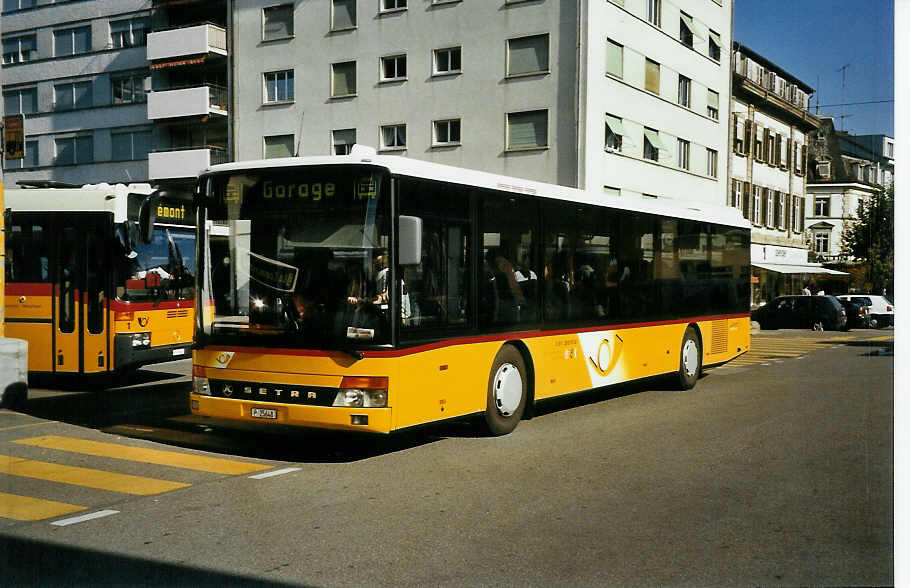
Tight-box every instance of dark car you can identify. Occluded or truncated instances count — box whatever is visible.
[751,295,848,331]
[837,297,872,329]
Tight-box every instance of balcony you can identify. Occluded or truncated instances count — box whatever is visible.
[147,85,227,120]
[147,23,226,63]
[148,146,228,180]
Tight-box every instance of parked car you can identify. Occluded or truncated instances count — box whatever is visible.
[836,294,893,328]
[836,297,872,329]
[751,295,848,331]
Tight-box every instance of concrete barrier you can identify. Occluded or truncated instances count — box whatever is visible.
[0,337,28,409]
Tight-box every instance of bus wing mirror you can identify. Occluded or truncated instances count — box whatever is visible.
[137,192,160,244]
[398,216,422,266]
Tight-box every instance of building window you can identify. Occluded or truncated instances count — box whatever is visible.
[263,4,294,40]
[380,124,407,150]
[678,75,691,107]
[647,0,661,26]
[605,114,625,152]
[776,192,786,229]
[55,135,93,165]
[813,231,830,255]
[606,39,623,78]
[331,61,357,97]
[643,127,664,162]
[2,34,37,64]
[813,196,830,217]
[507,34,549,76]
[3,0,37,11]
[111,130,151,161]
[791,195,801,232]
[433,119,461,146]
[679,12,694,48]
[706,148,718,177]
[380,54,407,81]
[54,81,92,110]
[732,180,743,214]
[706,90,719,119]
[733,117,744,154]
[433,46,461,75]
[264,70,294,103]
[110,18,148,48]
[3,87,37,114]
[333,129,356,154]
[751,186,761,224]
[816,161,831,179]
[765,190,774,228]
[54,26,91,57]
[506,110,548,150]
[677,138,690,170]
[5,139,38,169]
[381,0,407,11]
[645,59,660,94]
[708,30,721,61]
[886,141,894,158]
[753,126,763,161]
[264,134,294,158]
[112,75,147,104]
[331,0,357,30]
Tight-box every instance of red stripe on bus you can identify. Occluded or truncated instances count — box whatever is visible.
[204,313,750,359]
[5,283,53,296]
[109,299,196,311]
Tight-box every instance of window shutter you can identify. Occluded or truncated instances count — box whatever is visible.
[743,182,751,217]
[744,120,752,156]
[645,59,660,94]
[606,40,623,78]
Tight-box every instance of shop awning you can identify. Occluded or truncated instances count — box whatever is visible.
[752,262,848,275]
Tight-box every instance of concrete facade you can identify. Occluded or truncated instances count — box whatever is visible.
[2,0,152,185]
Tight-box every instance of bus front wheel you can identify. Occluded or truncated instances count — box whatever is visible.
[483,345,527,436]
[677,327,701,390]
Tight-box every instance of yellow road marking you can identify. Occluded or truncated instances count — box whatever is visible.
[0,455,189,495]
[0,492,85,521]
[13,436,270,475]
[0,421,52,433]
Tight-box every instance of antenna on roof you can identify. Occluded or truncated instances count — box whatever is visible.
[836,64,850,131]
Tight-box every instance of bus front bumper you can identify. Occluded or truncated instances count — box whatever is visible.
[190,393,392,434]
[114,335,191,370]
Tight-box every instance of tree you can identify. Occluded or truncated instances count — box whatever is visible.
[842,184,894,295]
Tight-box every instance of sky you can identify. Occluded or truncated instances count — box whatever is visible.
[733,0,894,137]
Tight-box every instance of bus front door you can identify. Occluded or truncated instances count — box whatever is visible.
[53,217,110,374]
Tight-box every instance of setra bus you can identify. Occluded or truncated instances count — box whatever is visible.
[191,146,751,435]
[4,183,196,376]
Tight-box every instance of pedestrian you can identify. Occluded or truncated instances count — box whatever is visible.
[802,284,811,296]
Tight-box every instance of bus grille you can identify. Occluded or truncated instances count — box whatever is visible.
[167,309,190,319]
[710,320,729,355]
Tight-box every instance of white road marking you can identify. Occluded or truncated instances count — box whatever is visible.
[51,509,119,527]
[249,467,302,480]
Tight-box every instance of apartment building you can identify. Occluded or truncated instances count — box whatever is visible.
[1,0,153,186]
[233,0,732,203]
[806,117,887,263]
[3,0,731,207]
[727,44,847,304]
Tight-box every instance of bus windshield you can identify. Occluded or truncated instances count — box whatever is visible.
[199,166,392,348]
[118,226,196,302]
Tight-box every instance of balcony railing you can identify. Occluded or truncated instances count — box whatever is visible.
[147,23,226,62]
[148,145,228,180]
[147,84,228,120]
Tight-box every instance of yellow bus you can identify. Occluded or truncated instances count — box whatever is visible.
[191,147,750,435]
[4,183,195,376]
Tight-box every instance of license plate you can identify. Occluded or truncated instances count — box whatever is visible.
[251,407,278,420]
[172,348,186,356]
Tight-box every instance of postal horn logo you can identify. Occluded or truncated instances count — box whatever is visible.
[588,334,624,377]
[215,351,235,368]
[137,316,149,328]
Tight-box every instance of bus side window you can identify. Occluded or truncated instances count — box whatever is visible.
[399,179,471,331]
[6,218,50,284]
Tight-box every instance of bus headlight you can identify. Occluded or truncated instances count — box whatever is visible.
[333,376,388,408]
[193,376,211,396]
[131,332,151,348]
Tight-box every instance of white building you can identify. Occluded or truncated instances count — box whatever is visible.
[3,0,732,208]
[727,43,846,303]
[231,0,732,203]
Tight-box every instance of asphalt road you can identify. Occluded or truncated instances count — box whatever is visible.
[0,330,893,587]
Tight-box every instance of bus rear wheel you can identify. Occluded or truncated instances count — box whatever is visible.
[677,327,701,390]
[483,345,527,436]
